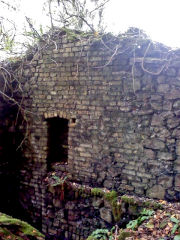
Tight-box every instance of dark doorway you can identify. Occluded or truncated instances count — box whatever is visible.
[47,117,69,169]
[0,104,30,222]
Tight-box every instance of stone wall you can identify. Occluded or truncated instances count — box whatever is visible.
[43,176,161,240]
[44,181,115,240]
[43,174,165,240]
[1,29,180,238]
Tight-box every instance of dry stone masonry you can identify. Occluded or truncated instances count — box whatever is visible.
[1,29,180,239]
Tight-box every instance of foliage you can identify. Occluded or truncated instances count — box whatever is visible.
[174,236,180,240]
[126,208,154,230]
[87,199,180,239]
[87,226,118,240]
[170,216,180,235]
[51,173,69,186]
[50,173,69,201]
[44,0,109,32]
[87,229,110,240]
[0,0,110,60]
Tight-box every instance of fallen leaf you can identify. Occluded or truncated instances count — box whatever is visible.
[168,222,173,228]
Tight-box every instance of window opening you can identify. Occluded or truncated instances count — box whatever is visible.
[47,117,69,169]
[71,118,76,124]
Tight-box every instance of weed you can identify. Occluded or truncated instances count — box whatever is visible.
[170,216,180,235]
[87,229,109,240]
[126,208,154,230]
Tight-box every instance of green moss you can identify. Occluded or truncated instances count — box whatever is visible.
[121,195,135,204]
[0,227,23,240]
[111,200,122,222]
[121,195,163,211]
[118,230,133,240]
[91,189,122,222]
[104,191,121,222]
[104,190,118,202]
[0,213,44,238]
[86,236,94,240]
[61,27,94,41]
[144,201,163,210]
[91,188,104,197]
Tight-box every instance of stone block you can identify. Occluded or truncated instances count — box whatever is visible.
[158,175,173,188]
[165,89,180,99]
[92,198,104,208]
[53,198,62,208]
[68,210,80,221]
[79,152,91,158]
[144,139,165,150]
[150,101,162,111]
[151,114,163,126]
[172,129,180,138]
[146,185,165,199]
[175,174,180,187]
[173,100,180,110]
[166,68,176,77]
[157,84,170,93]
[65,201,76,210]
[176,141,180,156]
[99,207,112,223]
[157,152,173,161]
[103,180,114,189]
[144,149,155,159]
[56,209,64,220]
[167,117,180,129]
[163,100,172,111]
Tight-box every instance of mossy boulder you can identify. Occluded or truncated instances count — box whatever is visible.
[0,212,44,240]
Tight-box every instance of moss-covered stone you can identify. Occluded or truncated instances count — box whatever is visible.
[121,195,135,204]
[104,190,118,202]
[104,191,122,222]
[121,195,163,211]
[118,230,133,240]
[91,188,104,197]
[0,212,44,240]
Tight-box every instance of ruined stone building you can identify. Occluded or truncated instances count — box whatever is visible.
[0,29,180,239]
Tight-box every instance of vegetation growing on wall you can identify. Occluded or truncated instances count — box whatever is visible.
[87,207,180,240]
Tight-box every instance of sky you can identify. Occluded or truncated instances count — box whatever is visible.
[105,0,180,48]
[2,0,180,49]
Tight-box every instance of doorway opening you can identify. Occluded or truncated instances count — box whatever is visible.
[47,117,69,170]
